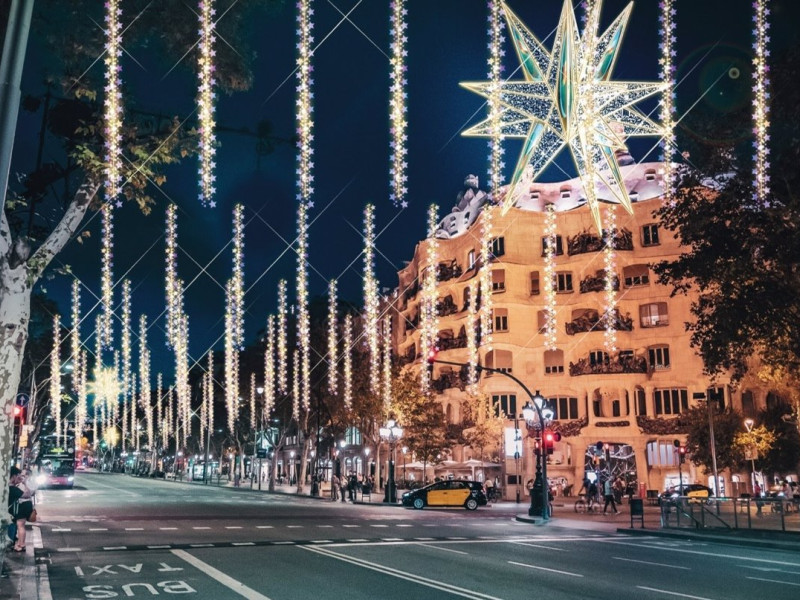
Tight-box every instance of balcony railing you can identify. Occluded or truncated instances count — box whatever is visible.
[436,296,458,317]
[568,228,633,256]
[437,259,463,282]
[565,308,633,335]
[569,353,647,376]
[437,335,467,351]
[580,271,620,294]
[431,366,469,394]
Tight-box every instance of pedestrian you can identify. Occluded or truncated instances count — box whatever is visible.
[340,475,347,503]
[8,466,34,552]
[753,482,762,516]
[348,473,357,502]
[331,475,339,501]
[603,477,619,515]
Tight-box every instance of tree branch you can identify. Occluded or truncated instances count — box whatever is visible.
[0,207,11,258]
[27,178,100,282]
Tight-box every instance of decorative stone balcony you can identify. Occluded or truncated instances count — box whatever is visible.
[580,270,620,294]
[568,353,647,376]
[565,308,633,335]
[437,259,463,282]
[436,295,458,317]
[568,228,633,256]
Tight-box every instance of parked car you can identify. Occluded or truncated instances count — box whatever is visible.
[659,484,713,505]
[401,480,487,510]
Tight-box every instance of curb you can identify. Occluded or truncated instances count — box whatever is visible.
[616,526,800,553]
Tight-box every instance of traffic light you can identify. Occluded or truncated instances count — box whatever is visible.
[678,445,687,464]
[426,347,438,375]
[543,430,561,455]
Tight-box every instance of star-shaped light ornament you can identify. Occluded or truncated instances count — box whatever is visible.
[462,0,666,233]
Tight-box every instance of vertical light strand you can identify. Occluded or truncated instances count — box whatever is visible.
[296,0,314,204]
[70,279,81,391]
[224,284,238,433]
[342,314,353,411]
[603,206,618,353]
[121,280,132,401]
[95,314,103,372]
[175,312,190,447]
[100,205,114,348]
[487,0,505,194]
[205,353,213,442]
[166,385,173,448]
[230,204,245,349]
[249,372,257,431]
[130,376,138,451]
[76,350,87,440]
[381,315,392,409]
[752,0,770,204]
[292,349,300,422]
[264,317,275,418]
[197,0,217,207]
[659,0,677,198]
[165,204,179,347]
[103,0,123,203]
[50,315,61,445]
[327,281,337,394]
[296,202,310,412]
[389,0,408,207]
[200,375,207,447]
[139,314,152,451]
[466,281,479,396]
[363,204,380,393]
[419,204,440,391]
[543,204,558,351]
[277,280,288,394]
[478,205,493,352]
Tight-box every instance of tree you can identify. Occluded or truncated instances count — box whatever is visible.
[757,404,800,477]
[1,0,278,512]
[461,394,503,463]
[684,406,748,475]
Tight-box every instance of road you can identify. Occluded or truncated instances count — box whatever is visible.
[30,472,800,600]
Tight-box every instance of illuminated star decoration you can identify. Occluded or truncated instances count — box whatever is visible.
[752,0,770,204]
[389,0,408,206]
[277,280,288,394]
[230,204,245,350]
[486,0,506,193]
[104,0,123,204]
[50,315,62,444]
[121,279,132,403]
[327,280,338,395]
[542,204,557,351]
[100,205,114,348]
[342,314,353,410]
[658,0,677,198]
[363,205,380,393]
[139,313,153,451]
[419,204,440,392]
[462,0,665,233]
[603,205,617,352]
[197,0,217,207]
[296,0,315,204]
[165,204,180,348]
[70,279,81,393]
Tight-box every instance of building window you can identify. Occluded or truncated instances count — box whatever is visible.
[612,400,621,417]
[462,286,471,311]
[467,249,476,270]
[642,224,660,246]
[635,388,646,416]
[646,441,679,467]
[486,349,512,375]
[648,345,670,370]
[560,186,571,199]
[492,394,517,418]
[640,302,669,328]
[544,350,564,375]
[537,310,547,334]
[556,271,573,293]
[542,235,564,256]
[493,308,508,332]
[589,350,609,366]
[546,396,578,420]
[645,169,657,182]
[707,386,725,411]
[492,269,506,292]
[654,388,688,415]
[741,390,755,418]
[623,264,650,287]
[490,237,505,259]
[345,427,362,446]
[530,271,540,295]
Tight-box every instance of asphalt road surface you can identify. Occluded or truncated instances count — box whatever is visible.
[31,472,800,600]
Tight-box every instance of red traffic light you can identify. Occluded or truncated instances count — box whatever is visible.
[426,347,438,364]
[13,405,23,417]
[543,430,561,454]
[678,446,686,455]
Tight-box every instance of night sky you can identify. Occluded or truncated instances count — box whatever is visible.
[8,0,800,384]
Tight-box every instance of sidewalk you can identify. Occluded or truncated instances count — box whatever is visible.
[0,526,43,600]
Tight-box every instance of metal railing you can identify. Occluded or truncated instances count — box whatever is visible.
[660,496,800,532]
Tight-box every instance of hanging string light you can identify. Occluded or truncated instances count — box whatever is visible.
[478,205,493,352]
[389,0,408,207]
[603,206,618,353]
[230,204,245,349]
[543,204,558,351]
[166,385,173,448]
[249,372,257,431]
[419,205,440,391]
[205,353,213,442]
[292,349,300,422]
[121,280,131,401]
[753,0,770,204]
[100,205,114,348]
[277,280,288,394]
[363,204,380,393]
[659,0,677,198]
[381,316,392,409]
[296,0,314,204]
[50,315,61,445]
[70,278,81,391]
[131,376,138,451]
[175,312,190,447]
[94,314,103,372]
[165,204,180,347]
[224,285,238,433]
[139,313,152,451]
[197,0,217,207]
[487,0,505,194]
[296,202,310,411]
[327,281,337,394]
[264,317,275,418]
[113,350,120,430]
[76,350,88,440]
[342,314,353,410]
[103,0,123,203]
[466,281,479,396]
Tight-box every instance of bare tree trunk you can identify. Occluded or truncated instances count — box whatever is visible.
[296,434,311,495]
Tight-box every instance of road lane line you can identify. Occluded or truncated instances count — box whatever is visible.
[190,544,214,548]
[51,528,71,532]
[160,527,178,530]
[56,547,82,552]
[193,526,211,530]
[311,540,333,544]
[233,542,256,546]
[287,525,303,528]
[226,526,243,529]
[103,546,127,550]
[414,537,435,541]
[614,557,689,570]
[746,577,800,587]
[317,525,334,528]
[419,544,468,555]
[346,539,368,542]
[602,540,800,567]
[148,545,172,549]
[273,541,294,545]
[89,528,108,531]
[256,526,273,529]
[125,528,144,531]
[509,542,567,552]
[342,524,359,528]
[637,586,715,599]
[172,549,272,600]
[508,561,583,577]
[302,546,501,600]
[370,524,389,528]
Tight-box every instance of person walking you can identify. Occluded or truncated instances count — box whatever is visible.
[603,477,619,515]
[8,466,34,552]
[753,482,763,516]
[331,475,340,501]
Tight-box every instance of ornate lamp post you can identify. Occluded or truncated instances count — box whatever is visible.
[402,446,408,483]
[522,391,553,520]
[744,418,757,493]
[380,419,404,503]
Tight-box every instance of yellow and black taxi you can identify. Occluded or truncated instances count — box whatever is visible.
[401,480,488,510]
[659,483,713,505]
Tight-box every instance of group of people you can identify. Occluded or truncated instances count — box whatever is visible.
[6,466,35,553]
[331,473,374,502]
[579,475,621,515]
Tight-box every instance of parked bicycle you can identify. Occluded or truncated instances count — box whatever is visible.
[486,486,502,503]
[574,493,600,513]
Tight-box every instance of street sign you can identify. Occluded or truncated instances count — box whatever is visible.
[744,445,758,461]
[19,424,32,448]
[16,393,29,406]
[256,449,267,458]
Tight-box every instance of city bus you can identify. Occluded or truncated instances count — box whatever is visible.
[34,434,76,489]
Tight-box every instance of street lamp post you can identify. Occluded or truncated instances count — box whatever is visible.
[380,419,404,503]
[402,446,408,483]
[522,393,552,520]
[744,418,757,493]
[513,412,522,503]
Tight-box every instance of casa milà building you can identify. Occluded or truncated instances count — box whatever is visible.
[390,162,773,500]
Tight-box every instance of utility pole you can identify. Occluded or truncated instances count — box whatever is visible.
[0,0,35,209]
[708,391,720,497]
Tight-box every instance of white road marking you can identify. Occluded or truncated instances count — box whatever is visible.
[396,524,413,527]
[370,525,389,528]
[509,542,568,552]
[88,528,108,531]
[232,542,256,546]
[193,526,211,530]
[103,546,127,550]
[225,526,243,529]
[256,526,273,529]
[56,547,82,552]
[637,586,715,599]
[603,540,800,567]
[509,561,583,577]
[342,524,359,528]
[125,528,144,531]
[614,557,689,570]
[746,577,800,587]
[148,545,172,549]
[190,544,214,548]
[159,527,178,530]
[51,528,71,532]
[311,540,333,544]
[273,541,294,545]
[382,538,403,542]
[317,525,333,528]
[346,539,368,542]
[414,537,435,541]
[287,525,303,528]
[302,546,502,600]
[172,549,272,600]
[419,544,468,555]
